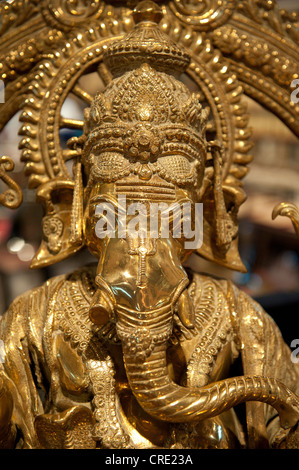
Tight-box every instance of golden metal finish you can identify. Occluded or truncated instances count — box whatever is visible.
[0,0,298,449]
[0,156,23,209]
[272,202,299,238]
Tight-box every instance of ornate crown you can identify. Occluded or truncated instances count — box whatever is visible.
[81,64,209,174]
[71,1,209,178]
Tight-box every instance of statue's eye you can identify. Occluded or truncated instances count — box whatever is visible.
[91,152,131,182]
[157,155,194,177]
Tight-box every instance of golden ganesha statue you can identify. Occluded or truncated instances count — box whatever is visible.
[0,0,299,449]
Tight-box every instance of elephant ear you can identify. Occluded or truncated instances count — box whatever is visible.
[196,145,247,273]
[30,166,84,269]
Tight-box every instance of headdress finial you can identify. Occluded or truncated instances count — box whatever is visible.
[103,0,190,77]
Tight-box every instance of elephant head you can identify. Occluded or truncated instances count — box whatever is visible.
[74,1,299,430]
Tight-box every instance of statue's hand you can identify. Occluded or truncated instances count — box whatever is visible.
[272,420,299,449]
[0,375,15,448]
[281,422,299,449]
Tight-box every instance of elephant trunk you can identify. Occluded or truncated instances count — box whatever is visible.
[86,193,299,431]
[116,305,299,430]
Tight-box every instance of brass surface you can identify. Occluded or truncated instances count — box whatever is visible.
[0,156,23,209]
[272,201,299,238]
[0,0,299,449]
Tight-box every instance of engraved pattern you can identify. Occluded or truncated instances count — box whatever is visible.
[186,279,234,387]
[156,155,195,182]
[53,271,130,448]
[42,216,64,254]
[212,25,298,88]
[172,275,235,387]
[0,0,299,451]
[169,0,235,30]
[84,62,208,190]
[41,0,104,30]
[92,153,131,182]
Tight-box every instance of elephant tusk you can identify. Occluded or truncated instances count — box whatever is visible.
[174,289,195,329]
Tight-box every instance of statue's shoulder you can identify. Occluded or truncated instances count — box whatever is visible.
[191,271,232,292]
[190,271,242,308]
[191,270,264,317]
[189,270,275,337]
[188,271,299,390]
[0,264,97,338]
[0,273,63,344]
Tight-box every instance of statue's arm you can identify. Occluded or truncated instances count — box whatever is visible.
[0,375,16,448]
[0,288,48,449]
[233,285,299,448]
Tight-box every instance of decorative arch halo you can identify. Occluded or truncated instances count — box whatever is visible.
[18,17,252,192]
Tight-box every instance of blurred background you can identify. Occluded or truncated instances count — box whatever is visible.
[0,0,298,347]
